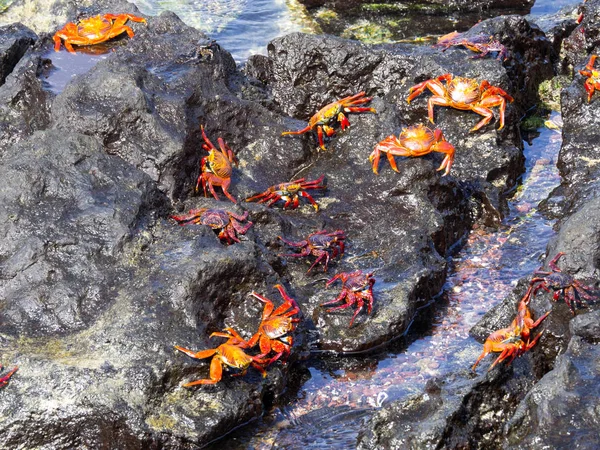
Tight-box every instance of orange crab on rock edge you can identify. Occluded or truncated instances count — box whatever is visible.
[369,124,456,176]
[282,92,376,151]
[175,327,270,386]
[246,285,301,364]
[472,285,550,371]
[407,74,514,132]
[196,125,238,203]
[53,13,147,53]
[579,55,600,103]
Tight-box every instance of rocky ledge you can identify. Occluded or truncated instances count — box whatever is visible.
[0,0,570,447]
[358,2,600,449]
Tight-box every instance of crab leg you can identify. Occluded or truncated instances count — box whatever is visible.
[0,366,18,387]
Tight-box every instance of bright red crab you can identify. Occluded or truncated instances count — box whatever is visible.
[0,365,18,388]
[246,175,326,211]
[407,74,514,132]
[434,31,508,61]
[279,230,345,273]
[579,55,600,103]
[246,285,301,364]
[171,208,252,244]
[53,13,146,53]
[369,124,455,176]
[530,252,598,314]
[321,270,375,327]
[175,327,270,386]
[472,285,550,371]
[281,92,376,150]
[196,125,238,203]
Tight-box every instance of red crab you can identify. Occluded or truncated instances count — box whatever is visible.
[53,13,146,53]
[171,208,252,244]
[369,124,456,176]
[472,285,550,371]
[434,31,508,61]
[321,270,375,327]
[174,327,270,386]
[281,92,376,150]
[196,125,238,203]
[279,230,345,273]
[0,365,18,388]
[579,54,600,103]
[407,74,514,132]
[246,175,326,211]
[530,252,598,314]
[246,285,301,364]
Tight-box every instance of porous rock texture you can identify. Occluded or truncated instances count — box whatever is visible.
[0,0,560,447]
[359,3,600,449]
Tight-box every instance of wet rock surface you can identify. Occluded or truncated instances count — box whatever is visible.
[360,4,600,449]
[0,0,573,448]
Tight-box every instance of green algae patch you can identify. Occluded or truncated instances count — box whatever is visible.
[538,76,571,111]
[341,21,393,44]
[521,115,546,131]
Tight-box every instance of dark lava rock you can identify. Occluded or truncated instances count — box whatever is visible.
[0,23,36,85]
[503,310,600,449]
[0,39,51,150]
[0,1,558,448]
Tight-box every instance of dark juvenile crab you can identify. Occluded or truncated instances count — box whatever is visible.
[434,31,509,61]
[279,230,345,273]
[530,252,598,314]
[172,208,252,244]
[320,270,375,327]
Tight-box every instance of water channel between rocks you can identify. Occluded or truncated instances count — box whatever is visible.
[203,113,562,449]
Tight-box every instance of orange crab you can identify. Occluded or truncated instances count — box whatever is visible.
[196,125,238,203]
[369,124,456,176]
[175,327,269,386]
[53,13,147,53]
[579,55,600,103]
[246,175,326,211]
[472,285,549,371]
[171,208,252,244]
[282,92,376,150]
[530,252,598,314]
[246,285,301,364]
[407,74,514,132]
[0,365,18,388]
[321,270,375,327]
[279,230,345,273]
